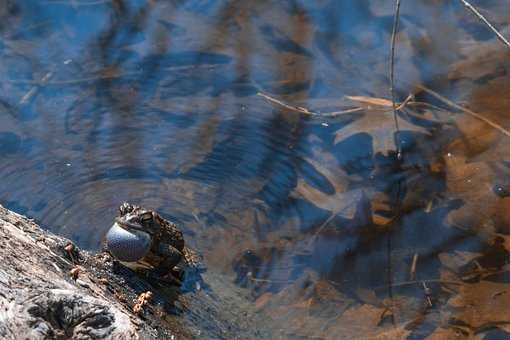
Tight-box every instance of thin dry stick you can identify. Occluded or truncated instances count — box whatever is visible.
[5,64,219,86]
[459,0,510,49]
[258,92,416,118]
[248,276,296,284]
[388,1,402,321]
[6,71,141,86]
[257,92,317,115]
[409,253,418,281]
[390,0,402,158]
[416,84,510,138]
[19,71,54,105]
[422,282,433,307]
[396,93,414,111]
[257,92,364,116]
[304,200,358,251]
[43,0,111,6]
[374,279,464,290]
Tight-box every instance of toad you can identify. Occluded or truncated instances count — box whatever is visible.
[105,202,201,284]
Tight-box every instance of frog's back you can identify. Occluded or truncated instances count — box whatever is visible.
[156,215,185,251]
[183,247,204,270]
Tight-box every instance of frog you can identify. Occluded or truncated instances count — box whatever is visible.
[105,202,202,284]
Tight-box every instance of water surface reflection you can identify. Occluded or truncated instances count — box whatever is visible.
[2,0,510,338]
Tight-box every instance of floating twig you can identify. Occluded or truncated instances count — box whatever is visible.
[386,227,396,326]
[374,279,464,291]
[5,64,219,86]
[390,0,402,158]
[258,92,416,117]
[7,71,141,86]
[43,0,111,6]
[416,84,510,138]
[19,71,53,105]
[422,281,433,307]
[396,93,414,111]
[257,92,364,117]
[247,275,296,284]
[410,253,419,281]
[459,0,510,49]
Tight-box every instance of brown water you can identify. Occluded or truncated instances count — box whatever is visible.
[2,0,510,338]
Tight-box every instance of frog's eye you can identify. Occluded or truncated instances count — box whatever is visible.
[140,212,153,222]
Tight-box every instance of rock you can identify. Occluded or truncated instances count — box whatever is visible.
[0,204,265,339]
[0,205,146,339]
[3,289,136,339]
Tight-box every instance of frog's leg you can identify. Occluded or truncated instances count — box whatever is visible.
[154,243,183,281]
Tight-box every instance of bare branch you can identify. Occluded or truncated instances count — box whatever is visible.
[459,0,510,49]
[417,84,510,138]
[257,92,364,117]
[390,0,402,158]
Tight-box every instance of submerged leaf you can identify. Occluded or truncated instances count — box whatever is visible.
[290,156,361,220]
[334,110,432,156]
[447,281,510,332]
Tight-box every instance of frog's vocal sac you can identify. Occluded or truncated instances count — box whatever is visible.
[105,202,199,282]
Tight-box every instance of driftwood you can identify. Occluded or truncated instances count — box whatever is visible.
[0,204,263,339]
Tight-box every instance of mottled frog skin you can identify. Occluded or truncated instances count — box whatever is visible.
[106,202,201,283]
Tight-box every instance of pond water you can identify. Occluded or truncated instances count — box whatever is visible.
[2,0,510,338]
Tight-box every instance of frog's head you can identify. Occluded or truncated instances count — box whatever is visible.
[115,202,160,234]
[115,209,155,233]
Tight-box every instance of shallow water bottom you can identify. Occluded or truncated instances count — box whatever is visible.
[2,0,510,338]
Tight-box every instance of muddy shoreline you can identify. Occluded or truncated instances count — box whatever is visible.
[0,204,265,339]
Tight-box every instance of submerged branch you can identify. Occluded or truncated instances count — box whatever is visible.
[375,279,464,290]
[390,0,402,158]
[257,92,364,117]
[459,0,510,49]
[417,84,510,138]
[258,92,417,119]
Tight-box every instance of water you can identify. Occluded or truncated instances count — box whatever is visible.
[2,0,510,338]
